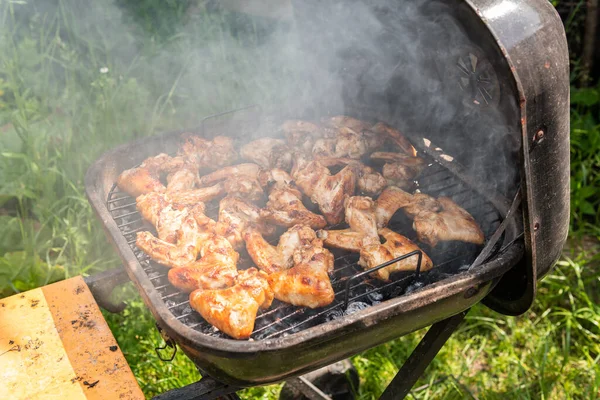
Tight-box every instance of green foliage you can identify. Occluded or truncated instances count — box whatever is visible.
[569,86,600,235]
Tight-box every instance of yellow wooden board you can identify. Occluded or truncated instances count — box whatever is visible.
[0,277,144,400]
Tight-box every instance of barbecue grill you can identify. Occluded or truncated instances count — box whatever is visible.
[85,0,569,398]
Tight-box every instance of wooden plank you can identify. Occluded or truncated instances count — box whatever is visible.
[0,287,86,399]
[0,277,144,399]
[42,276,144,400]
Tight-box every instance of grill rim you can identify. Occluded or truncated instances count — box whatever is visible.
[85,127,524,356]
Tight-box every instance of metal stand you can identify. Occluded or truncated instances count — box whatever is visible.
[152,376,241,400]
[151,310,468,400]
[380,309,469,400]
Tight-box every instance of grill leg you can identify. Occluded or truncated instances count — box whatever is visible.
[151,376,241,400]
[379,309,469,400]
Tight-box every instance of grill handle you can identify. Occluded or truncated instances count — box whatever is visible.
[155,323,178,362]
[84,267,130,313]
[342,250,423,309]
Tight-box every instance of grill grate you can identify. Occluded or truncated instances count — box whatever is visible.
[107,158,502,340]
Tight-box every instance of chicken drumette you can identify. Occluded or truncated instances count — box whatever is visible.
[412,197,485,247]
[190,268,273,339]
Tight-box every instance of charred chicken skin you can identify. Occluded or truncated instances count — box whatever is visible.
[240,138,293,171]
[359,228,433,281]
[244,224,318,274]
[190,268,273,339]
[293,158,356,225]
[267,238,335,309]
[168,234,239,292]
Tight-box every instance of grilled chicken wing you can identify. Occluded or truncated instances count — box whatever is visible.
[261,186,327,229]
[412,197,485,246]
[178,135,238,170]
[190,268,273,339]
[197,163,262,187]
[375,187,484,246]
[267,239,335,308]
[359,228,433,280]
[317,158,387,196]
[323,116,385,158]
[293,159,356,225]
[118,136,237,198]
[244,225,318,274]
[215,196,275,249]
[135,204,213,268]
[375,186,440,228]
[117,154,180,197]
[166,167,197,192]
[168,234,239,292]
[136,192,171,232]
[240,138,293,171]
[166,184,227,205]
[136,184,229,244]
[318,196,379,252]
[312,126,383,160]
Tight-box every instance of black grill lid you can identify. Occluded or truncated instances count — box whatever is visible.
[289,0,570,314]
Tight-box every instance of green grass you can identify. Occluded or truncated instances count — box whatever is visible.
[0,1,599,399]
